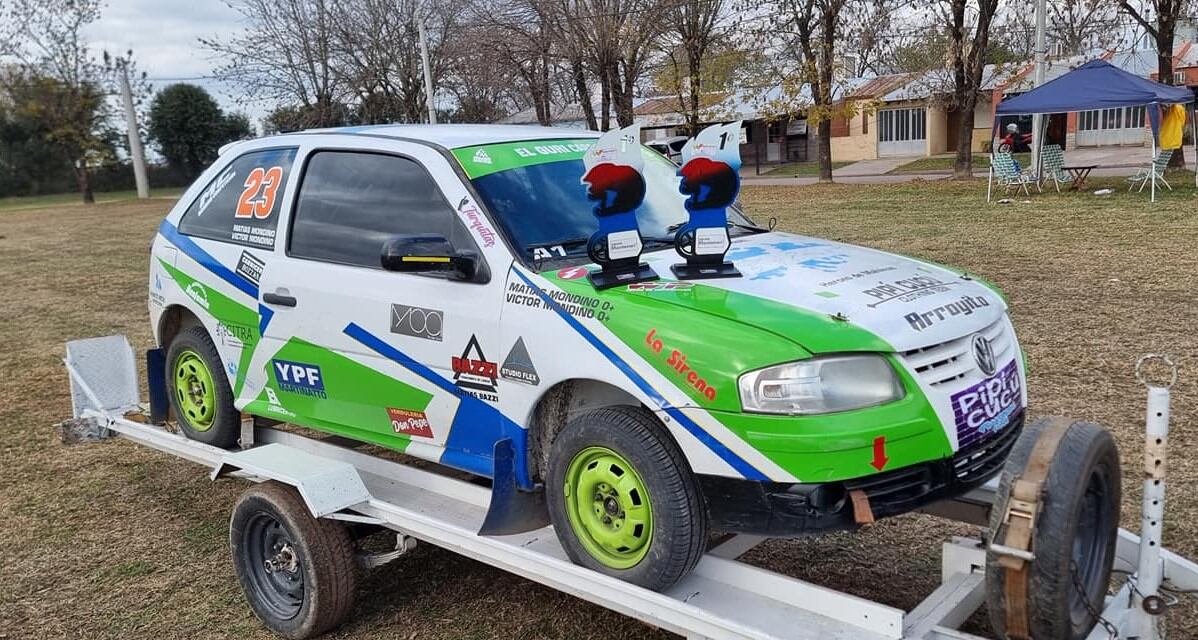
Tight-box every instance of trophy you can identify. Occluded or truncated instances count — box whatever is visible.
[580,124,659,290]
[671,121,743,280]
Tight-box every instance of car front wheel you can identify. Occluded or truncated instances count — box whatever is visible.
[165,325,240,448]
[547,405,708,591]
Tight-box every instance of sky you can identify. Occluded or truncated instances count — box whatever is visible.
[83,0,271,126]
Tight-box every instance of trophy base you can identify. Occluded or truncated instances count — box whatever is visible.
[670,261,741,280]
[588,262,659,290]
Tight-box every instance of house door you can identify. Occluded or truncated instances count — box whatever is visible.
[878,107,927,157]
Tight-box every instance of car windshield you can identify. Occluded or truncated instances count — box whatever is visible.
[454,138,759,264]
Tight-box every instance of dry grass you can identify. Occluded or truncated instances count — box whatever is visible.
[1,177,1195,639]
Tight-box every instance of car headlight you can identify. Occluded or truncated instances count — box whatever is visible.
[738,355,904,415]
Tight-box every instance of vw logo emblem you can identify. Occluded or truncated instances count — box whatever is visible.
[972,334,997,377]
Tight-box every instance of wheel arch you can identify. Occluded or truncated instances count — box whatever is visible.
[525,378,646,483]
[156,304,204,349]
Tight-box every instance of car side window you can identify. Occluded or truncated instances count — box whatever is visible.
[288,150,472,269]
[178,147,298,249]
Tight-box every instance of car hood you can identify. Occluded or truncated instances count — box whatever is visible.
[634,231,1008,353]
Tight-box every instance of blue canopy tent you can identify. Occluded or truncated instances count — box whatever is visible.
[990,59,1195,201]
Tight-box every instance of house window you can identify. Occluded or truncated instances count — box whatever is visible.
[862,112,868,135]
[1101,108,1122,129]
[1175,70,1188,85]
[878,108,926,142]
[1079,110,1099,131]
[1125,106,1146,129]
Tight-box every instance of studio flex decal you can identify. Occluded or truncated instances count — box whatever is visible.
[451,335,499,402]
[500,337,540,386]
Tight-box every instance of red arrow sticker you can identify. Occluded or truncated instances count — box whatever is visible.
[870,436,889,471]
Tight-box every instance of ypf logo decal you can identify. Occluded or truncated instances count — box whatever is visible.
[390,304,443,342]
[271,359,327,399]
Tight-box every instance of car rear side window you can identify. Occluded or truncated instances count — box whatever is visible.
[288,151,469,268]
[178,147,298,249]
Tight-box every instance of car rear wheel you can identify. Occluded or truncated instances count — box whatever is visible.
[547,405,708,591]
[166,325,240,448]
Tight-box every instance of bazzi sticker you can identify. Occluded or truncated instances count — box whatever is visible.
[452,334,499,401]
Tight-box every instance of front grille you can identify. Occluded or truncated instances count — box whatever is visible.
[899,315,1015,387]
[952,411,1024,483]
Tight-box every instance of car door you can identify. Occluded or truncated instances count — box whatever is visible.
[246,139,511,474]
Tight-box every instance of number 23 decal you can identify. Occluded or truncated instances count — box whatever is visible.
[236,166,284,219]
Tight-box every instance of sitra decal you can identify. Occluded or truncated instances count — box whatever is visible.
[272,359,327,399]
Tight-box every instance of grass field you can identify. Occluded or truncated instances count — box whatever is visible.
[889,154,1035,173]
[0,188,186,213]
[762,160,852,176]
[2,178,1196,639]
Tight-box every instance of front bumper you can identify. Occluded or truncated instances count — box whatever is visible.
[699,411,1023,536]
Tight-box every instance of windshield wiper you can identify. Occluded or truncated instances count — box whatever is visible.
[666,220,769,234]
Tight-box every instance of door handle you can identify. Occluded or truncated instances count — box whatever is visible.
[263,292,297,307]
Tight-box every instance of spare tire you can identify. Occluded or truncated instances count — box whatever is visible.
[986,417,1121,640]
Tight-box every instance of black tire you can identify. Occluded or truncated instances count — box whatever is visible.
[986,418,1121,640]
[230,481,357,639]
[165,325,240,448]
[546,405,708,591]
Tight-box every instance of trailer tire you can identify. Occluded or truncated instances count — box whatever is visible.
[986,418,1121,640]
[165,325,239,448]
[230,481,357,639]
[546,405,708,592]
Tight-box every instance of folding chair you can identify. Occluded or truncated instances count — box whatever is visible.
[1039,144,1071,192]
[1128,149,1174,193]
[992,152,1040,195]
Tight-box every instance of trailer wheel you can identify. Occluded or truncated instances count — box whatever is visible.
[986,418,1121,640]
[165,325,239,448]
[546,405,708,592]
[230,482,357,639]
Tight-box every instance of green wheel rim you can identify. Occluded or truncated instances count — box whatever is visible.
[174,350,217,431]
[563,446,653,569]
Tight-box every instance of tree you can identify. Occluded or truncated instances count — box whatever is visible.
[1119,0,1190,166]
[761,0,869,182]
[203,0,344,128]
[658,0,734,136]
[1,0,112,202]
[148,84,251,180]
[941,0,1002,178]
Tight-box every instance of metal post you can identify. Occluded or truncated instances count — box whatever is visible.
[1031,0,1047,179]
[119,60,150,199]
[1151,129,1157,202]
[1191,102,1197,188]
[418,20,437,125]
[1131,354,1177,640]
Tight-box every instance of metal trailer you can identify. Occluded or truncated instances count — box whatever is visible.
[63,336,1197,640]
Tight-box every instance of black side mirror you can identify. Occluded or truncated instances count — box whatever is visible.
[381,234,480,281]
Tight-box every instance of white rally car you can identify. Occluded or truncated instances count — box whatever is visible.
[149,125,1026,598]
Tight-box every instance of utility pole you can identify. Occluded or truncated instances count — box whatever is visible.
[118,59,150,199]
[1031,0,1047,179]
[418,20,437,125]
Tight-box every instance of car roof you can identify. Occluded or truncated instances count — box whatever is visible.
[299,124,602,150]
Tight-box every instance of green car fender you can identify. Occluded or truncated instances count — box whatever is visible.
[543,271,953,482]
